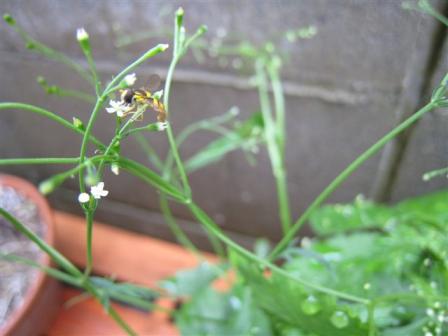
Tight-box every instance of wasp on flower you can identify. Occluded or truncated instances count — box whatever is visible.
[106,73,167,122]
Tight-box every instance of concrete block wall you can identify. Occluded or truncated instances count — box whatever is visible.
[0,0,447,249]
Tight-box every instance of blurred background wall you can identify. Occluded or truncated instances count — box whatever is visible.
[0,0,447,250]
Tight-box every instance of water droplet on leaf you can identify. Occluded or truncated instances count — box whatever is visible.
[301,295,320,315]
[331,311,349,329]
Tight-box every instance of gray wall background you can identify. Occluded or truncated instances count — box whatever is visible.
[1,0,447,250]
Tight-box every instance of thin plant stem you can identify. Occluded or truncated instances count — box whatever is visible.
[0,157,79,165]
[267,60,292,235]
[0,208,82,277]
[255,60,291,234]
[10,24,94,85]
[107,306,137,336]
[186,202,369,304]
[52,88,96,104]
[159,194,199,255]
[163,55,191,197]
[160,11,226,256]
[0,102,104,149]
[83,210,94,277]
[269,101,437,260]
[133,133,164,172]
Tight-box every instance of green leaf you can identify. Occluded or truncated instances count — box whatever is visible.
[235,260,369,336]
[159,262,226,297]
[175,285,272,336]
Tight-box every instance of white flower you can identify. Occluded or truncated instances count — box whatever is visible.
[156,121,168,131]
[90,182,109,199]
[76,28,89,42]
[123,73,137,86]
[78,192,90,203]
[106,100,132,117]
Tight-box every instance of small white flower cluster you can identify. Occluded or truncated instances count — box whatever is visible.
[106,100,133,118]
[78,182,109,203]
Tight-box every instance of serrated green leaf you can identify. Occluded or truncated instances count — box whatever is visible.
[175,285,272,336]
[235,261,369,336]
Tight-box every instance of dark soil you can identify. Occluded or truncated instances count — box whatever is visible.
[0,184,46,327]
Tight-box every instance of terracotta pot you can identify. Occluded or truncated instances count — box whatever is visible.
[0,174,62,336]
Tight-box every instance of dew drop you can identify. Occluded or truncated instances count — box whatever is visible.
[301,295,320,315]
[330,311,349,329]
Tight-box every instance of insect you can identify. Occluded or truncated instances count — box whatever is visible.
[120,74,167,122]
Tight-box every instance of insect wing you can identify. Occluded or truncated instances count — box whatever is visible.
[146,74,162,92]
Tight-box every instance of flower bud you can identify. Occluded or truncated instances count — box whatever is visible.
[156,122,168,131]
[38,179,57,195]
[72,117,84,130]
[111,163,120,176]
[78,192,90,203]
[76,28,91,54]
[3,14,15,26]
[36,76,47,86]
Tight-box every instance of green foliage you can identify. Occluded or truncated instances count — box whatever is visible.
[236,260,369,336]
[175,285,273,336]
[174,190,448,335]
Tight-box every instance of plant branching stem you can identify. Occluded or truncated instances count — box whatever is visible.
[255,60,291,235]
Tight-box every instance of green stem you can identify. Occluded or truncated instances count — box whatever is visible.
[269,101,437,260]
[163,56,191,197]
[0,208,82,277]
[83,50,101,96]
[107,306,137,336]
[164,109,237,178]
[159,194,199,255]
[0,253,83,287]
[186,202,368,304]
[78,98,106,192]
[11,24,94,85]
[53,88,96,104]
[0,157,79,165]
[83,210,94,277]
[0,102,104,149]
[118,157,187,203]
[133,133,164,172]
[255,60,291,234]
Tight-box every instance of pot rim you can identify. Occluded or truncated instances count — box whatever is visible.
[0,174,55,335]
